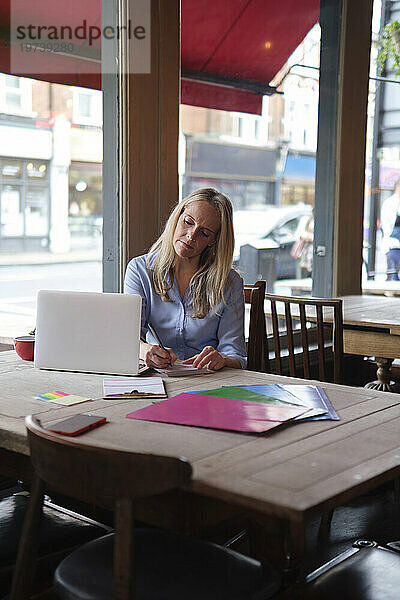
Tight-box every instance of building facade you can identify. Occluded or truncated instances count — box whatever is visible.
[0,75,102,254]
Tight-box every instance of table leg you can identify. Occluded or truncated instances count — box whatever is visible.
[364,357,400,393]
[247,513,306,581]
[284,519,306,582]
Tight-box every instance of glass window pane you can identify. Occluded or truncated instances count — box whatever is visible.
[363,0,400,288]
[79,94,92,118]
[5,75,20,89]
[5,92,21,108]
[0,79,103,341]
[68,163,103,249]
[180,8,319,294]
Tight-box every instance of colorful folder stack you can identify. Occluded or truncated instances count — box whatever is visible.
[126,383,338,433]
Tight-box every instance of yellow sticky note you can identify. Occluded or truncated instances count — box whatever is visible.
[49,395,91,406]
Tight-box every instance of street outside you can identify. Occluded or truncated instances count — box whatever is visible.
[0,242,394,345]
[0,262,102,342]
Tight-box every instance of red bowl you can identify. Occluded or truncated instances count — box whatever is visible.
[14,336,35,361]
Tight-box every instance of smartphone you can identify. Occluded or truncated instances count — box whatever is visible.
[47,414,107,436]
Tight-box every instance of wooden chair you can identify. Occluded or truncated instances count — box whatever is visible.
[244,280,267,372]
[262,294,344,547]
[264,293,344,384]
[10,416,280,600]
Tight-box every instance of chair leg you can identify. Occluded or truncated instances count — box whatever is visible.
[10,475,45,600]
[317,509,334,554]
[114,499,136,600]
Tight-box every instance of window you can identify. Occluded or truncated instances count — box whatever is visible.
[274,217,302,239]
[0,75,33,116]
[78,94,92,119]
[72,88,102,126]
[0,78,103,341]
[0,158,49,240]
[363,0,399,286]
[180,20,319,290]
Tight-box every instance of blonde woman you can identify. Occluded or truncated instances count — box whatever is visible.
[124,188,246,371]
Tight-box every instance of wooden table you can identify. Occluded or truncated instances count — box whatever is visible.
[278,278,400,298]
[340,295,400,392]
[1,350,400,574]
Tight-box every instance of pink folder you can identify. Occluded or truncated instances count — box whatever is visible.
[126,392,309,433]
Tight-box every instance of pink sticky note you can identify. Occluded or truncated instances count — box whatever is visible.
[126,393,309,433]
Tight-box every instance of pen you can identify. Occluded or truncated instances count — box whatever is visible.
[148,323,172,365]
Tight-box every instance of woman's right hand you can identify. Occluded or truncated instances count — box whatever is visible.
[141,342,177,368]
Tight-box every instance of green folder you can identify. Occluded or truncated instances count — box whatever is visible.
[193,386,301,407]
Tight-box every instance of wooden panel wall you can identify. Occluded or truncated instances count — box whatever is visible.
[312,0,342,298]
[313,0,373,298]
[333,0,373,295]
[123,0,179,268]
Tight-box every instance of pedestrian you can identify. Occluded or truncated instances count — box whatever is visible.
[291,210,314,278]
[381,178,400,280]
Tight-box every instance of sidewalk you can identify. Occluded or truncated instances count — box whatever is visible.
[0,249,101,267]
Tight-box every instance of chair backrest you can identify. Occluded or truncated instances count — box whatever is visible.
[25,416,193,506]
[265,293,344,384]
[10,417,192,600]
[244,280,267,372]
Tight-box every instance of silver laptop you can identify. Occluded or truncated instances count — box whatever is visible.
[35,290,147,375]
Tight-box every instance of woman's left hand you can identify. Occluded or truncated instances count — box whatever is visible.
[182,346,227,371]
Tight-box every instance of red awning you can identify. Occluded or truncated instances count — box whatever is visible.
[0,0,101,89]
[181,0,320,114]
[0,0,319,113]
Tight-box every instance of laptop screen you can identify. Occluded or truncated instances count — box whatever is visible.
[34,290,142,376]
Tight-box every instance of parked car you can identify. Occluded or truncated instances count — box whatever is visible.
[233,204,312,279]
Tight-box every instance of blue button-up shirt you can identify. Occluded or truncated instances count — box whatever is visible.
[124,254,247,368]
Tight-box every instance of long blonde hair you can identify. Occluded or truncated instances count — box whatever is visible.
[147,188,235,318]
